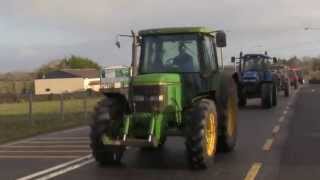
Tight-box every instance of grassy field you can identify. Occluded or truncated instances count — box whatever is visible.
[0,97,101,144]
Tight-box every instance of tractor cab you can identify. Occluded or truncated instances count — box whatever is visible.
[133,28,227,106]
[242,54,272,72]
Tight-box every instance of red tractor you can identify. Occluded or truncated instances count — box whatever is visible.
[288,68,299,89]
[290,67,304,84]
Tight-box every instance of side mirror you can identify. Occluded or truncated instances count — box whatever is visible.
[216,31,226,48]
[116,40,121,48]
[231,57,236,63]
[273,57,278,63]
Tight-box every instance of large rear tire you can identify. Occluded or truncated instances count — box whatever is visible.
[90,97,127,165]
[261,83,273,109]
[284,82,290,97]
[185,99,218,169]
[218,95,238,153]
[272,83,278,106]
[238,95,247,107]
[294,81,298,90]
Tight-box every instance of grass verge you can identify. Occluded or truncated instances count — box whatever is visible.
[0,97,101,144]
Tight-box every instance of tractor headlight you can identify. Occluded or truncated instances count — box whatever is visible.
[149,95,164,102]
[133,95,144,102]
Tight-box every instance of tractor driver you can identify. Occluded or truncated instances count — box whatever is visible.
[172,43,194,72]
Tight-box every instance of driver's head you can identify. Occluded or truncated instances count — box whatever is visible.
[178,43,187,54]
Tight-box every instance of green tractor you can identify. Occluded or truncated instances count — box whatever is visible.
[90,27,238,169]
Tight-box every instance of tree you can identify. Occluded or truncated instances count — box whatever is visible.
[64,55,101,69]
[286,56,301,67]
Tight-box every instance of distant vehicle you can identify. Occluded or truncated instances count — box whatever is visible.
[290,68,304,84]
[288,69,299,89]
[271,65,291,97]
[100,65,130,90]
[231,52,278,108]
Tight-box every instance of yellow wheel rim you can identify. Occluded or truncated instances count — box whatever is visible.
[205,112,217,157]
[227,97,237,137]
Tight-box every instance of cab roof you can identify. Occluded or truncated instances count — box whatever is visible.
[138,27,215,36]
[243,54,271,59]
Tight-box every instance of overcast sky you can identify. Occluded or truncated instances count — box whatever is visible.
[1,0,320,72]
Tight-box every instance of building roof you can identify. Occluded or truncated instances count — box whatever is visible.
[104,65,129,70]
[139,27,215,36]
[44,69,99,79]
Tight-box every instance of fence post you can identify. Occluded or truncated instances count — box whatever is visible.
[83,92,88,122]
[60,93,64,121]
[28,92,33,125]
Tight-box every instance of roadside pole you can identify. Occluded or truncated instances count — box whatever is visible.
[60,93,64,121]
[83,92,88,122]
[28,92,33,125]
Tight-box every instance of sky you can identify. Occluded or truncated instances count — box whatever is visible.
[1,0,320,72]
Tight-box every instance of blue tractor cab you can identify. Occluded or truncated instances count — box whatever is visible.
[231,52,278,108]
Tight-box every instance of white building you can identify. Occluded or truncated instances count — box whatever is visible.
[34,69,100,95]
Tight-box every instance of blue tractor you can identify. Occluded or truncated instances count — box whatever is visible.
[231,52,278,108]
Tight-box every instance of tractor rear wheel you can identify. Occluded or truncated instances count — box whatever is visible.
[90,97,127,165]
[185,99,218,169]
[294,81,298,90]
[238,95,247,107]
[284,82,290,97]
[218,95,238,153]
[272,83,278,106]
[261,83,273,109]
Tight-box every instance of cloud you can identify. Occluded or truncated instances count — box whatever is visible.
[2,0,320,71]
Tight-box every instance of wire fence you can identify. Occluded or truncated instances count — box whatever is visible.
[0,92,102,125]
[0,92,103,143]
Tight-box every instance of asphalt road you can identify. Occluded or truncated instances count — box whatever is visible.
[2,84,319,180]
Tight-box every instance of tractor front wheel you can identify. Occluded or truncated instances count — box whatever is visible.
[218,95,238,153]
[90,97,127,165]
[238,95,247,107]
[272,83,278,106]
[185,99,218,169]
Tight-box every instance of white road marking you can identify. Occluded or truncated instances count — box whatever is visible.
[262,138,274,151]
[0,145,89,148]
[0,155,81,159]
[272,125,281,135]
[0,127,88,147]
[17,155,92,180]
[278,116,285,123]
[35,159,94,180]
[0,150,90,153]
[31,137,89,141]
[17,141,89,144]
[283,110,288,115]
[244,162,262,180]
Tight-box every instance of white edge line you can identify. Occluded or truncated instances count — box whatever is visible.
[17,155,92,180]
[0,126,89,147]
[35,159,95,180]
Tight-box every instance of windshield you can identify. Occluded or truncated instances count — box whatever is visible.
[102,68,129,79]
[139,34,200,74]
[243,56,271,71]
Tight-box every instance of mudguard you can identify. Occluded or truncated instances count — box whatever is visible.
[263,71,273,82]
